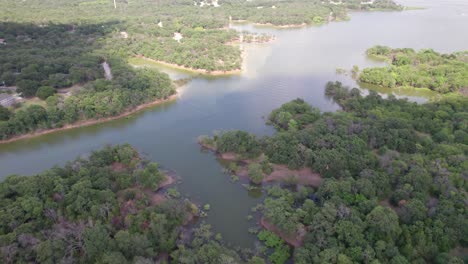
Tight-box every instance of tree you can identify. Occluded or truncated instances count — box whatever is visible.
[16,79,40,97]
[249,256,266,264]
[136,162,165,189]
[366,206,401,242]
[0,105,10,121]
[248,163,263,184]
[83,225,113,262]
[36,86,55,100]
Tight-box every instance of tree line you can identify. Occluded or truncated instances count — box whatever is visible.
[0,22,175,140]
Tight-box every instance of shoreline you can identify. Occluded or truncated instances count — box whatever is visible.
[135,55,242,76]
[199,142,322,186]
[231,20,309,29]
[254,22,308,28]
[0,93,178,145]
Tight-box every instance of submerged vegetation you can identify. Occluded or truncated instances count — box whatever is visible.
[359,46,468,94]
[202,82,468,263]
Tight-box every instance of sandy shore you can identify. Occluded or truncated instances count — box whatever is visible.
[136,55,242,76]
[0,93,178,144]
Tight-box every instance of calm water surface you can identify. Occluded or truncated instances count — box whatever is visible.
[0,0,467,247]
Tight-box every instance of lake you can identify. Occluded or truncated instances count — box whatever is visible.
[0,0,467,247]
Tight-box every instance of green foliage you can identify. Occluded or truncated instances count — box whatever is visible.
[167,187,181,199]
[269,98,320,130]
[261,157,273,175]
[208,84,468,263]
[257,230,291,264]
[263,196,300,236]
[136,162,165,190]
[258,230,283,248]
[248,163,264,184]
[0,105,10,121]
[0,145,190,263]
[214,130,261,158]
[36,86,56,100]
[170,224,243,263]
[249,256,266,264]
[360,46,468,93]
[17,79,40,97]
[0,24,175,141]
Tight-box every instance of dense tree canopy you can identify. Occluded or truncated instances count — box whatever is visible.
[0,0,401,75]
[203,82,467,263]
[264,84,467,263]
[0,144,197,263]
[359,46,468,93]
[0,0,402,140]
[0,23,175,140]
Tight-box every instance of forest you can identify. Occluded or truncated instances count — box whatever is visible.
[0,144,194,263]
[359,46,468,94]
[0,22,176,140]
[201,82,467,263]
[0,0,402,74]
[0,0,402,140]
[0,144,280,263]
[2,84,466,263]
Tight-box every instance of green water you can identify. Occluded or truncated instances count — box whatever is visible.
[1,0,467,247]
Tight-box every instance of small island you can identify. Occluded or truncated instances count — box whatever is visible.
[358,46,468,95]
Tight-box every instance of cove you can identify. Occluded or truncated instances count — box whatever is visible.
[0,0,467,247]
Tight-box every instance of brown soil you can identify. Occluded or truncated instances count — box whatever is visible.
[260,217,306,248]
[0,94,178,144]
[158,174,176,190]
[111,162,126,172]
[136,55,241,76]
[150,193,166,206]
[199,142,322,187]
[120,174,176,207]
[265,165,322,187]
[236,164,321,187]
[449,246,468,258]
[220,152,239,160]
[146,174,177,206]
[156,253,169,264]
[459,87,468,96]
